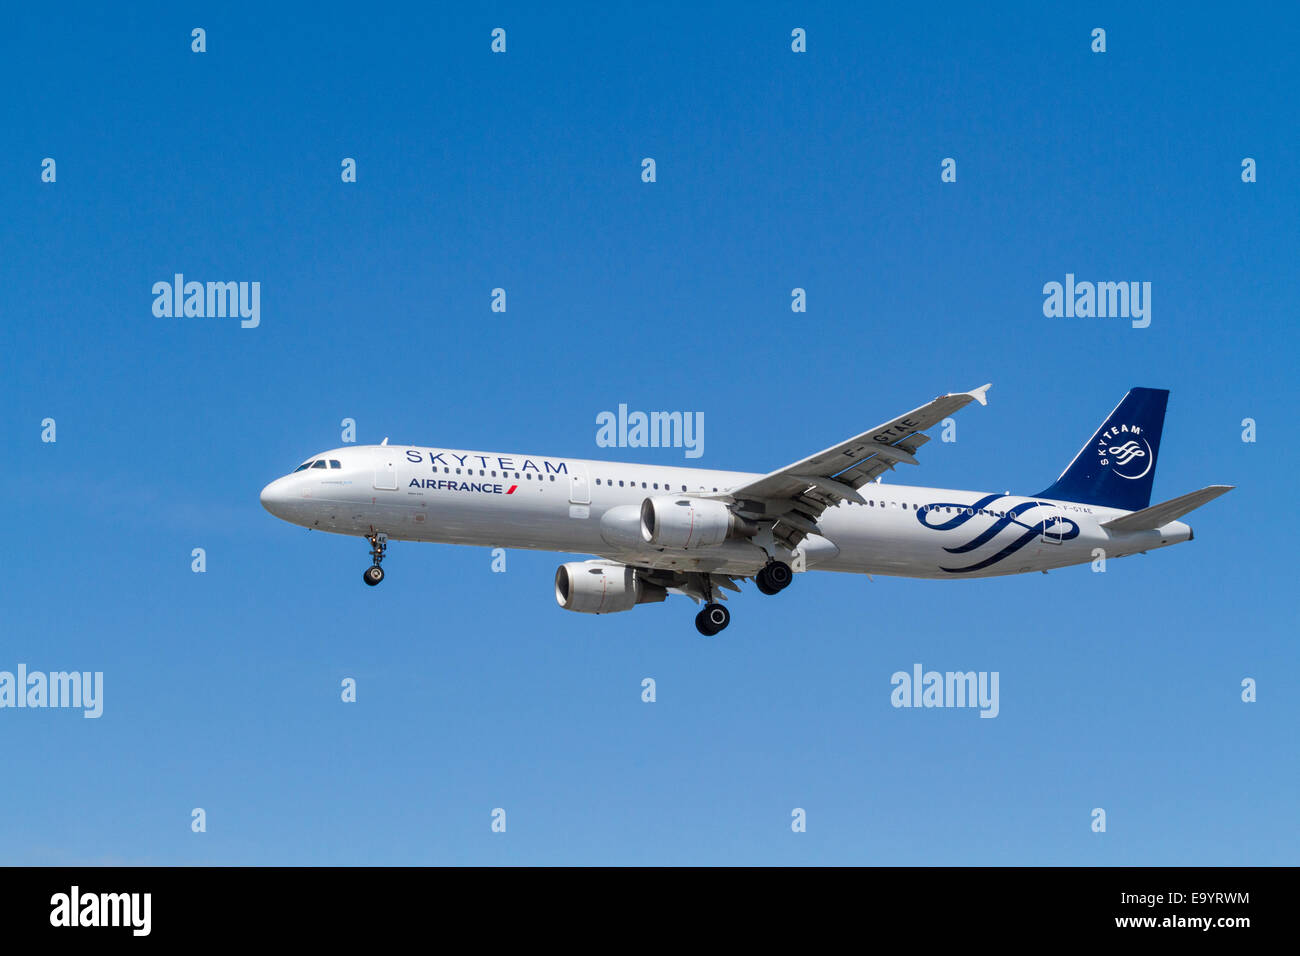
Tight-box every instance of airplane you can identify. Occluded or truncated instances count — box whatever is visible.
[259,386,1232,635]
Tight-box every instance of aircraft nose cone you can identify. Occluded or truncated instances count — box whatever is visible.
[260,479,288,516]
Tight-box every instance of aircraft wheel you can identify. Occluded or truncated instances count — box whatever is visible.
[757,561,792,594]
[765,561,793,591]
[695,602,730,636]
[363,565,385,586]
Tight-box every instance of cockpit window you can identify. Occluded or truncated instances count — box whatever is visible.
[293,461,314,472]
[329,460,341,469]
[311,460,328,469]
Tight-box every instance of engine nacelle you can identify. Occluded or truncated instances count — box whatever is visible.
[640,496,749,550]
[555,562,668,614]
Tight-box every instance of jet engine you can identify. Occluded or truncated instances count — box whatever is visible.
[639,496,755,549]
[555,562,668,614]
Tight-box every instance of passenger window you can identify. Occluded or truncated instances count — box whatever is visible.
[619,480,625,487]
[311,460,327,469]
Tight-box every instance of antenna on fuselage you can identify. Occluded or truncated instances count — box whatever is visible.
[381,437,389,445]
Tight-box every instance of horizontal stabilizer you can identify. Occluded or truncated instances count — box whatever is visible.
[1101,485,1234,533]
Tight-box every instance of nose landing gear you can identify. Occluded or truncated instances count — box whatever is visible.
[363,532,388,586]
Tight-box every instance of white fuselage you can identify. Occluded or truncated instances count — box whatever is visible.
[259,444,1193,579]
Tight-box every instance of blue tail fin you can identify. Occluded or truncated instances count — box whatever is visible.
[1036,388,1169,511]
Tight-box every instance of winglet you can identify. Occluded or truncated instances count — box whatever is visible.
[381,437,389,446]
[967,383,991,406]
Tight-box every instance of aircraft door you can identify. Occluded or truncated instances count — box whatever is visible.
[373,455,398,491]
[567,465,590,519]
[1038,503,1065,544]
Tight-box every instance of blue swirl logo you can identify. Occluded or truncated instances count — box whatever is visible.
[916,493,1078,573]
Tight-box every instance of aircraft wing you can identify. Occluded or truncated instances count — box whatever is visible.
[721,384,992,549]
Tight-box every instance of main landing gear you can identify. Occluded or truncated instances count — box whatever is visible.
[694,574,731,636]
[363,532,387,586]
[692,561,793,635]
[755,560,793,595]
[695,603,730,636]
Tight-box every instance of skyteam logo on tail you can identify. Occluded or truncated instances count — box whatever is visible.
[1036,387,1168,513]
[1097,424,1152,480]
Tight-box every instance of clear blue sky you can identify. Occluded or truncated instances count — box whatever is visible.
[2,3,1296,865]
